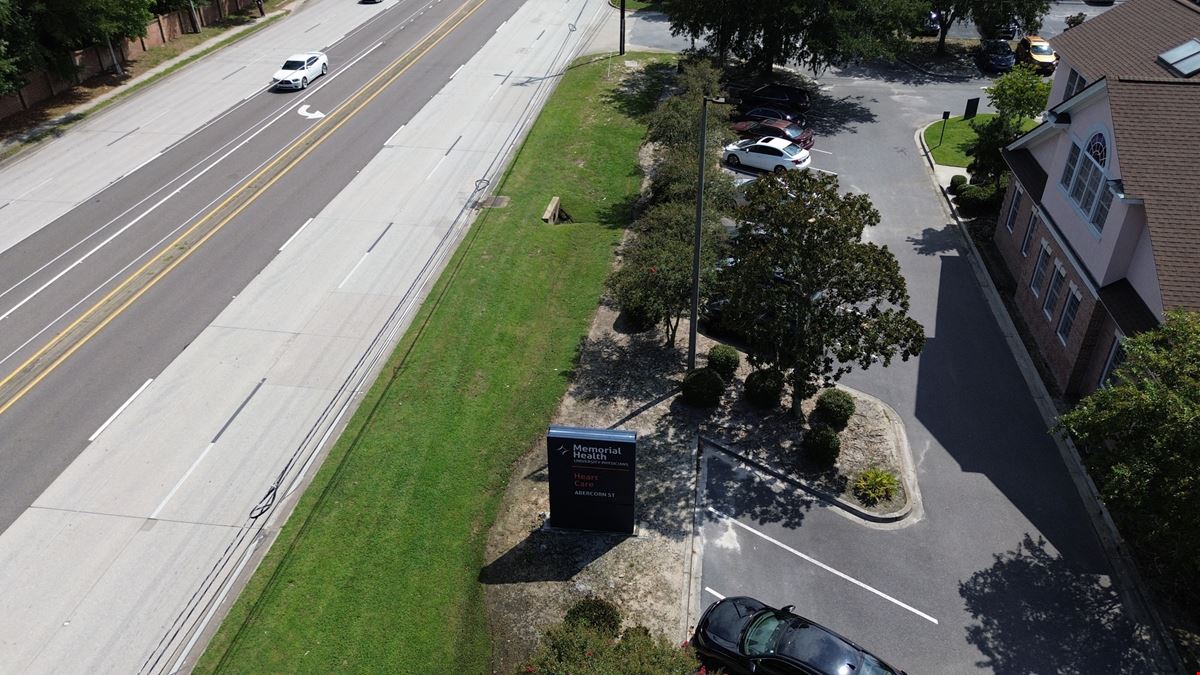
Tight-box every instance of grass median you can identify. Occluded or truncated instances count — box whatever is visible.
[924,113,1038,167]
[195,52,674,673]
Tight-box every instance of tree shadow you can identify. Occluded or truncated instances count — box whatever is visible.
[906,224,964,256]
[959,534,1155,673]
[701,446,817,530]
[567,324,683,409]
[803,89,878,136]
[632,398,708,540]
[479,526,626,584]
[601,61,677,120]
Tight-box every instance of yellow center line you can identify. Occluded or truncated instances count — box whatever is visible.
[0,0,490,417]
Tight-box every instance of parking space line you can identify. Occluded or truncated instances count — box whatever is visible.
[708,507,938,624]
[704,587,726,600]
[811,167,838,176]
[810,148,833,155]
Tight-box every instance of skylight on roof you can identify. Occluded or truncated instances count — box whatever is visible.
[1159,38,1200,77]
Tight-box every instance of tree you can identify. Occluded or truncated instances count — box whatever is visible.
[968,115,1020,187]
[930,0,1050,56]
[659,0,927,73]
[721,171,924,413]
[0,0,34,96]
[17,0,153,78]
[985,63,1050,125]
[1056,311,1200,593]
[607,202,727,345]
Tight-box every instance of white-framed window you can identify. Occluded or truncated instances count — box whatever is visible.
[1043,266,1066,318]
[1057,289,1082,344]
[1060,132,1111,232]
[1097,336,1125,387]
[1065,68,1087,98]
[1020,213,1038,256]
[1004,188,1023,232]
[1030,246,1051,296]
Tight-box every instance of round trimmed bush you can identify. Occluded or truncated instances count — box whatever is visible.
[744,369,784,409]
[681,367,725,408]
[814,388,855,431]
[706,344,740,382]
[949,174,968,195]
[564,596,622,637]
[853,467,901,506]
[804,424,841,467]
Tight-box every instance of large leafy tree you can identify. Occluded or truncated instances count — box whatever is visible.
[930,0,1051,55]
[969,64,1050,186]
[659,0,927,73]
[0,0,34,95]
[1056,311,1200,591]
[721,171,924,411]
[17,0,152,77]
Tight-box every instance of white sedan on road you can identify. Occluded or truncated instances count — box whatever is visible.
[271,52,329,90]
[724,136,811,174]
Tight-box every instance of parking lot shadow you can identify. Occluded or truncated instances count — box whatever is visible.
[479,527,625,584]
[959,534,1154,672]
[804,90,878,136]
[703,450,817,530]
[906,223,964,256]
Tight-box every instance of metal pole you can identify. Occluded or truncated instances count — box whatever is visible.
[619,0,626,55]
[938,118,947,147]
[688,98,708,372]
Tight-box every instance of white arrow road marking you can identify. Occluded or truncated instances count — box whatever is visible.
[297,104,326,120]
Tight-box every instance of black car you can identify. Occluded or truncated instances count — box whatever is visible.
[692,596,906,675]
[978,17,1020,39]
[734,105,805,125]
[735,84,812,113]
[976,39,1016,73]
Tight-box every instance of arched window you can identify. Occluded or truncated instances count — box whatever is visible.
[1059,131,1114,232]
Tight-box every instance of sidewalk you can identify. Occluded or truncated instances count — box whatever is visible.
[0,2,299,158]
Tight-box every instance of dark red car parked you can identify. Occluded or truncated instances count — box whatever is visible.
[730,119,815,150]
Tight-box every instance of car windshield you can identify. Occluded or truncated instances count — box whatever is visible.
[282,60,305,70]
[742,612,788,656]
[783,125,803,139]
[735,139,757,148]
[860,654,899,675]
[1031,43,1053,55]
[986,42,1010,54]
[773,621,862,674]
[781,144,803,157]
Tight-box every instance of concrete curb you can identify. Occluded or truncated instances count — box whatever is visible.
[897,57,976,81]
[915,121,1184,673]
[0,2,302,157]
[681,431,707,641]
[700,430,917,526]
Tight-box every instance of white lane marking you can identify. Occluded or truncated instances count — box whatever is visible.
[811,167,838,176]
[8,177,54,201]
[704,587,726,600]
[88,378,153,441]
[385,124,407,146]
[708,507,939,624]
[450,65,463,80]
[150,442,216,519]
[338,253,369,289]
[297,104,326,120]
[279,217,314,251]
[495,20,506,32]
[425,155,446,180]
[0,42,384,319]
[810,148,833,155]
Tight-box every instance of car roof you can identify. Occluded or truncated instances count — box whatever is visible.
[1025,35,1050,44]
[285,52,322,60]
[756,119,794,130]
[748,137,794,150]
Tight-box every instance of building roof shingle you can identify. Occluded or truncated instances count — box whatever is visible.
[1107,76,1200,311]
[1051,0,1200,80]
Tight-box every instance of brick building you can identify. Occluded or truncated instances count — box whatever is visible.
[993,0,1200,398]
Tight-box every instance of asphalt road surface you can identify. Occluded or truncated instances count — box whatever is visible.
[0,0,614,671]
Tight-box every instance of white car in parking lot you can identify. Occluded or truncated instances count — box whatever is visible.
[724,136,811,174]
[271,52,328,90]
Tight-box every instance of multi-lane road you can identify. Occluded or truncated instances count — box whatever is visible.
[0,0,612,671]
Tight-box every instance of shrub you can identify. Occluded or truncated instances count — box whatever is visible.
[955,183,1001,217]
[744,369,784,409]
[804,424,841,467]
[563,596,622,637]
[524,621,698,674]
[681,367,725,408]
[853,467,901,506]
[949,174,968,195]
[813,388,855,430]
[706,344,740,381]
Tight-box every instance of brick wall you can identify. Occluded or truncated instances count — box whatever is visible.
[0,0,260,122]
[992,182,1113,399]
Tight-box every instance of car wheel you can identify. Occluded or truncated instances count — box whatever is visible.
[321,63,328,76]
[773,165,787,175]
[727,155,740,166]
[301,77,308,89]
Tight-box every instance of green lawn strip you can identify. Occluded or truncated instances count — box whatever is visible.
[195,52,671,674]
[923,113,1039,167]
[608,0,656,9]
[0,13,285,163]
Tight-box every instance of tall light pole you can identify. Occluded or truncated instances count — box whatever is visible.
[688,95,728,371]
[619,0,626,55]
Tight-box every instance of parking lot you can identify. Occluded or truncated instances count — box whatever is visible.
[696,60,1158,674]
